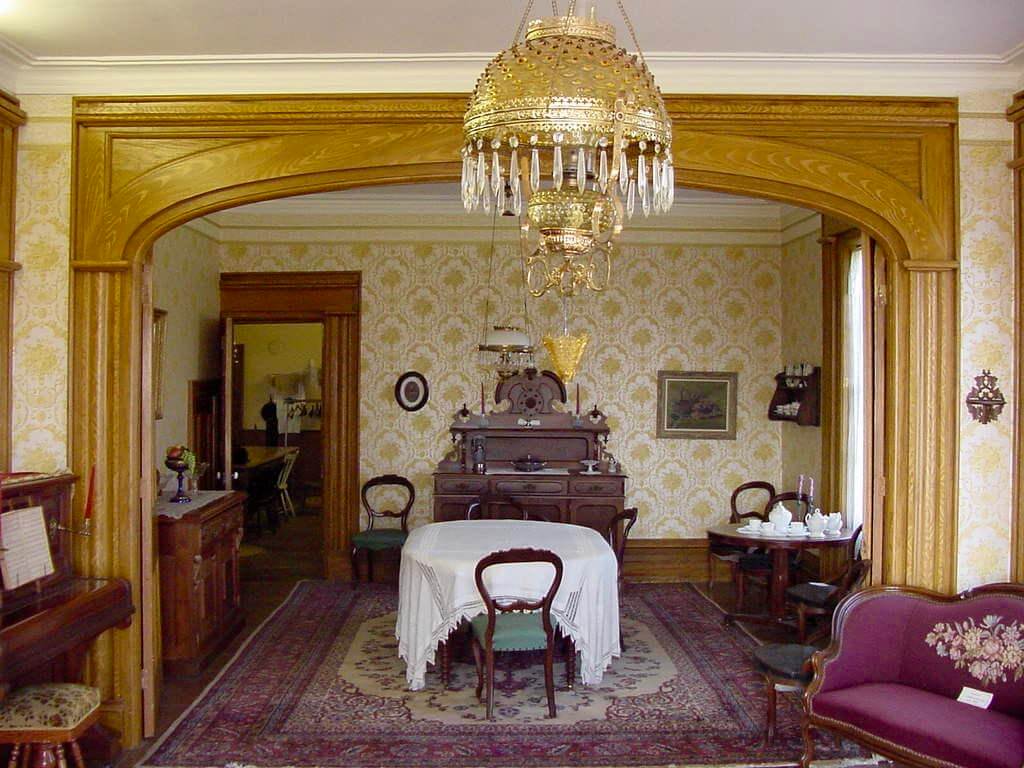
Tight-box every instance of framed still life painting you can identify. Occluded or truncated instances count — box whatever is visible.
[656,370,738,440]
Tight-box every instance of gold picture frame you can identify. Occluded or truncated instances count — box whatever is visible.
[153,308,167,420]
[656,370,738,440]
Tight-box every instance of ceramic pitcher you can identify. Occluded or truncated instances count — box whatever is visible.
[769,502,792,532]
[805,508,827,534]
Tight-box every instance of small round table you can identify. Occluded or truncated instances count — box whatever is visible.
[705,523,857,625]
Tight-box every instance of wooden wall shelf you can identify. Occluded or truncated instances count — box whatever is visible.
[768,367,821,426]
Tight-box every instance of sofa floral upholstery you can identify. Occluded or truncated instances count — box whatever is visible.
[0,684,100,731]
[802,583,1024,768]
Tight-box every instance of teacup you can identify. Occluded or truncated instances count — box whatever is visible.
[760,520,775,533]
[789,521,807,534]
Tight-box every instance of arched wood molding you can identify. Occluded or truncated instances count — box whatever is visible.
[68,93,959,745]
[1009,89,1024,582]
[0,90,25,471]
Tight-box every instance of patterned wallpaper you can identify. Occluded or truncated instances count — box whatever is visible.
[220,237,785,537]
[10,95,72,472]
[956,92,1016,587]
[779,221,823,498]
[152,226,222,454]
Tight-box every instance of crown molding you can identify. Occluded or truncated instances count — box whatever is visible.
[0,47,1022,96]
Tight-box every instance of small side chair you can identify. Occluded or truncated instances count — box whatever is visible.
[707,481,775,593]
[350,473,414,584]
[471,548,570,720]
[602,507,638,652]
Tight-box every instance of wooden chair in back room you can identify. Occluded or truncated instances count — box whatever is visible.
[350,474,414,584]
[707,481,776,594]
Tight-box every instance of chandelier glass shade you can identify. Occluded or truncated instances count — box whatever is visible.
[479,325,535,379]
[461,3,674,298]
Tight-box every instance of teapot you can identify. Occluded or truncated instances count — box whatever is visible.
[805,507,827,534]
[826,512,843,533]
[768,502,792,533]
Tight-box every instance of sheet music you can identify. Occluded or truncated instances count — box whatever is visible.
[0,506,55,589]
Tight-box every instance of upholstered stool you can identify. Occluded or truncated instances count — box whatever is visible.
[0,683,101,768]
[752,644,816,745]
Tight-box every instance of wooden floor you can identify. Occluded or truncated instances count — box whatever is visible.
[119,510,324,766]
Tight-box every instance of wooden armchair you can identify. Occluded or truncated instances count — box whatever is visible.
[706,481,776,593]
[350,473,414,584]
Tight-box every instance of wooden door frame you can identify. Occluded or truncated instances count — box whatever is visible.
[219,271,360,579]
[67,93,959,746]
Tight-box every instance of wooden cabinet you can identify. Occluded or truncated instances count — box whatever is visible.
[156,491,245,676]
[433,472,625,532]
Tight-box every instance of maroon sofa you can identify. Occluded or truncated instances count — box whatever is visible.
[802,583,1024,768]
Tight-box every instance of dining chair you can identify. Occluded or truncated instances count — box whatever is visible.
[734,490,812,610]
[785,525,869,642]
[706,481,776,594]
[466,492,552,522]
[471,548,570,719]
[753,643,817,745]
[275,448,299,518]
[602,507,638,652]
[350,474,414,585]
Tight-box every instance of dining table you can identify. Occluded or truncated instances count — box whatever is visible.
[705,522,858,625]
[397,519,620,691]
[231,445,297,531]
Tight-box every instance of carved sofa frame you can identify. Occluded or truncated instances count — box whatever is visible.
[801,583,1024,768]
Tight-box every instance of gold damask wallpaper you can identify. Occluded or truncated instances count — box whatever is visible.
[11,95,71,471]
[152,225,222,454]
[956,138,1015,588]
[780,221,823,497]
[219,235,785,537]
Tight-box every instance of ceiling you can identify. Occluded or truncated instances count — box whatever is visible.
[1,0,1021,60]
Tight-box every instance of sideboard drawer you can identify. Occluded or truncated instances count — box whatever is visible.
[494,479,566,495]
[436,477,487,495]
[570,477,624,496]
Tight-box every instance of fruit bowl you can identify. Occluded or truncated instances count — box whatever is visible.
[512,455,546,472]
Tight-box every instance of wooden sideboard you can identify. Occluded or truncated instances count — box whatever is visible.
[156,491,245,676]
[433,471,625,531]
[432,369,627,533]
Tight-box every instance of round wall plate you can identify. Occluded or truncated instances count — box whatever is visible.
[395,371,429,412]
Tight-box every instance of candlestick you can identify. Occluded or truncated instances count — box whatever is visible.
[83,465,95,521]
[575,383,580,416]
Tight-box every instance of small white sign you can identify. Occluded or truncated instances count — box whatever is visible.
[957,686,994,709]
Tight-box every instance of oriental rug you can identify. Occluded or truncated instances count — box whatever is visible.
[142,581,866,768]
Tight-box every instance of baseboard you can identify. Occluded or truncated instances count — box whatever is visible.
[623,538,710,583]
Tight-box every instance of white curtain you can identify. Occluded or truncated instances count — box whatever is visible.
[842,246,867,528]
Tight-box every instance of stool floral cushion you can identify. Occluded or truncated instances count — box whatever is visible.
[0,684,100,731]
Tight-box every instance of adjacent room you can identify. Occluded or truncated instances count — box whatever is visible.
[0,2,1021,768]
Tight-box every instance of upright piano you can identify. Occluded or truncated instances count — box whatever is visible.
[0,473,134,757]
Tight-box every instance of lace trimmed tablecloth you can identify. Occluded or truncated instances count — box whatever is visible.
[397,519,620,690]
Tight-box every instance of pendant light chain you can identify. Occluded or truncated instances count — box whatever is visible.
[615,0,646,69]
[480,199,501,347]
[512,0,537,45]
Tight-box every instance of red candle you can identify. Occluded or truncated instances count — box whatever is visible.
[83,465,96,521]
[575,383,580,416]
[480,383,485,414]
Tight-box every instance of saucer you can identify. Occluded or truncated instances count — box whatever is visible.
[823,529,842,536]
[808,532,826,539]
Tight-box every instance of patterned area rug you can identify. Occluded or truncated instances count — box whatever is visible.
[143,581,865,767]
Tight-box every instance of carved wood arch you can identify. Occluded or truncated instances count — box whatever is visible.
[68,93,958,746]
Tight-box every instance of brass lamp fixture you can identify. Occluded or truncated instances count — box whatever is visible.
[461,0,674,298]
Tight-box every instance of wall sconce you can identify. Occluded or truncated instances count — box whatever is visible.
[965,369,1006,424]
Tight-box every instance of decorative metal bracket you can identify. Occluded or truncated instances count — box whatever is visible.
[48,517,92,537]
[965,369,1006,424]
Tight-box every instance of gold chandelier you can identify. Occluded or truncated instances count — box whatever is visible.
[461,1,674,298]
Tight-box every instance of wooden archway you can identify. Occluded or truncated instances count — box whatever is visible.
[68,93,958,745]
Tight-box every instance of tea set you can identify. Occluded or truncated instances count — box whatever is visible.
[736,504,842,537]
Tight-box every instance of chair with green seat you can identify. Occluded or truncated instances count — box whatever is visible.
[350,474,414,584]
[470,548,572,720]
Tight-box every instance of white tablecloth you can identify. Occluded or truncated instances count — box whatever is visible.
[396,519,620,690]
